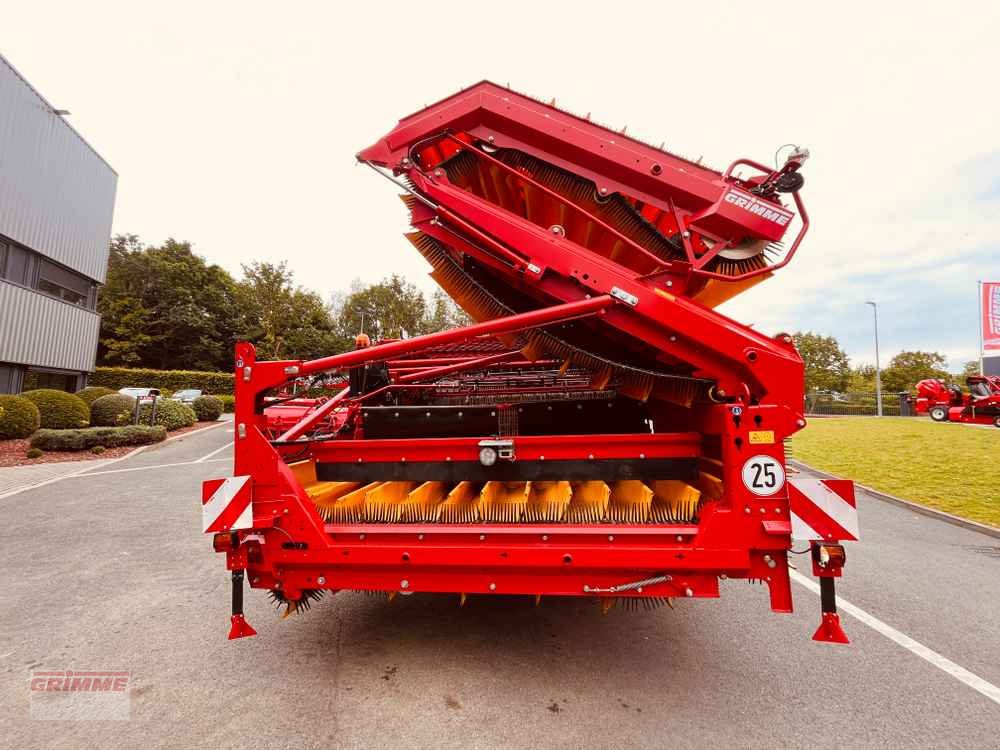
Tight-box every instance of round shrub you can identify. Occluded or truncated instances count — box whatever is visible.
[90,445,106,455]
[26,447,43,459]
[139,399,196,431]
[75,386,116,406]
[0,394,41,439]
[21,389,90,429]
[216,394,235,413]
[91,394,137,427]
[192,395,223,422]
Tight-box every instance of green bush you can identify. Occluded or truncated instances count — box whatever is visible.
[21,389,90,429]
[139,399,196,431]
[75,386,117,406]
[30,425,167,451]
[0,395,41,439]
[192,395,223,422]
[89,367,233,395]
[90,394,137,427]
[90,445,106,455]
[216,394,235,413]
[26,447,43,459]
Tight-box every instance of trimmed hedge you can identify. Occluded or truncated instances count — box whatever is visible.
[21,389,90,429]
[0,395,41,439]
[216,394,235,413]
[89,367,233,394]
[31,425,166,451]
[91,394,138,427]
[139,399,196,431]
[807,402,904,417]
[192,395,223,422]
[75,386,117,406]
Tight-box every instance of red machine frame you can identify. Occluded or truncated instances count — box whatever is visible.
[204,82,856,645]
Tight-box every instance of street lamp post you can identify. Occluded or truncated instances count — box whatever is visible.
[865,301,883,417]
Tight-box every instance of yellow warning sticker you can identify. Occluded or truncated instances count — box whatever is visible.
[749,430,775,445]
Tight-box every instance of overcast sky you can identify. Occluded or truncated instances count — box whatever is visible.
[5,2,998,370]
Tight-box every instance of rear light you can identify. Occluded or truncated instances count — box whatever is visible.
[812,543,846,570]
[213,532,238,553]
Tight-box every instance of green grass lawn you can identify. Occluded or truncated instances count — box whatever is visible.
[792,417,1000,528]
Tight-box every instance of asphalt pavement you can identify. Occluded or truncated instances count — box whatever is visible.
[1,424,998,748]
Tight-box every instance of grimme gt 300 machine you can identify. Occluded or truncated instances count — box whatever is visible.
[916,375,1000,426]
[202,82,860,644]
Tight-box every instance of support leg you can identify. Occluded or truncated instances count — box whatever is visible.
[812,576,849,644]
[228,569,258,640]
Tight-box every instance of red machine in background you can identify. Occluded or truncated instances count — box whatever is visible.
[261,379,350,438]
[915,379,965,420]
[916,376,1000,426]
[202,82,859,645]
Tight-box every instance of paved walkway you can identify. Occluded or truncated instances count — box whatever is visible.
[0,459,111,498]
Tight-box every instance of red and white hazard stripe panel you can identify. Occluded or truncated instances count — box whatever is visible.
[202,476,253,534]
[787,478,859,542]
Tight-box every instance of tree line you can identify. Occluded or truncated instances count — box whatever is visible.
[792,332,976,394]
[97,235,468,371]
[98,236,972,391]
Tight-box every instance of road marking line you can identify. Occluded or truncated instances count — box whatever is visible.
[75,458,229,477]
[0,421,231,500]
[196,441,233,463]
[790,569,1000,706]
[0,463,104,500]
[0,444,154,501]
[165,420,227,441]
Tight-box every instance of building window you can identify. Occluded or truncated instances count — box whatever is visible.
[22,369,79,393]
[37,277,88,305]
[35,257,96,309]
[0,363,26,395]
[0,235,97,309]
[1,242,29,285]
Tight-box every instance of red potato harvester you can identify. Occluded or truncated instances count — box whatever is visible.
[916,376,1000,426]
[202,82,859,643]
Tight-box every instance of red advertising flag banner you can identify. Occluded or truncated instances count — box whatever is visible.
[984,282,1000,352]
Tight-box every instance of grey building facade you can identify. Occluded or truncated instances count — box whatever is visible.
[0,53,117,394]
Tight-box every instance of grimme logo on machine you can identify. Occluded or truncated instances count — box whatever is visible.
[29,669,131,720]
[723,189,792,226]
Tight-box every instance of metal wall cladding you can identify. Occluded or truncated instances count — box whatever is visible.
[0,54,117,283]
[0,281,100,371]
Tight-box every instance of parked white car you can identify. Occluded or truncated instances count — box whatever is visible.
[118,387,161,402]
[170,389,203,405]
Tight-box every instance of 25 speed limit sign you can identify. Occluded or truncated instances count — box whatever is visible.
[741,454,786,496]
